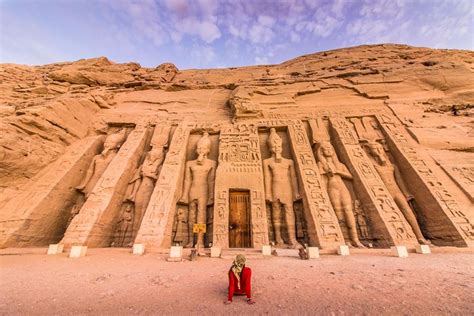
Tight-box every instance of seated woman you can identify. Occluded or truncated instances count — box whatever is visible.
[225,254,255,305]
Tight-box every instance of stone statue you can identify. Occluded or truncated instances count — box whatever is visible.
[173,208,187,245]
[263,128,301,248]
[353,200,369,240]
[179,132,217,248]
[365,141,429,244]
[126,146,165,235]
[316,141,365,248]
[76,130,126,197]
[113,204,134,247]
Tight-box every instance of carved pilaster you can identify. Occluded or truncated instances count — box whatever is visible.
[330,117,418,247]
[288,122,344,248]
[376,115,474,247]
[134,123,190,249]
[61,127,149,247]
[213,123,268,248]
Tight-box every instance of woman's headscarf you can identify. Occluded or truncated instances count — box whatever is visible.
[231,254,246,289]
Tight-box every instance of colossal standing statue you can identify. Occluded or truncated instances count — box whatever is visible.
[365,141,429,244]
[316,141,365,248]
[179,132,217,248]
[126,147,166,235]
[76,130,126,196]
[69,130,126,224]
[263,128,301,248]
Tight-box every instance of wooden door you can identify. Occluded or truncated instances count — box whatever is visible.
[229,191,251,248]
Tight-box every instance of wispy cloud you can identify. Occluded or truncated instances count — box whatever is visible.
[1,0,472,68]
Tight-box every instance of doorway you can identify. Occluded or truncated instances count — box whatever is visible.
[229,190,251,248]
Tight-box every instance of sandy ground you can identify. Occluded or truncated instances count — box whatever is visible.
[1,248,473,315]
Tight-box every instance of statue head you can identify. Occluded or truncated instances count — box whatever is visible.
[366,141,386,164]
[102,130,126,155]
[267,128,283,161]
[319,141,335,157]
[196,132,211,164]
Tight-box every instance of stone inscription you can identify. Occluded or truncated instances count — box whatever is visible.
[288,122,344,247]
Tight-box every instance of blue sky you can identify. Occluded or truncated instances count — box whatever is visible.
[1,0,473,69]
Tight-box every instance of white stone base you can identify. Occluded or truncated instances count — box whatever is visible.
[133,244,145,255]
[47,244,64,255]
[210,246,221,258]
[262,245,272,256]
[169,246,183,258]
[415,244,431,254]
[307,247,320,259]
[391,246,408,257]
[337,245,350,256]
[69,246,87,258]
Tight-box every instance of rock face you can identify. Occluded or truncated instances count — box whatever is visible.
[0,44,473,250]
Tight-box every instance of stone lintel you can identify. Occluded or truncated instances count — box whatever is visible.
[0,136,104,248]
[330,117,418,247]
[60,127,149,247]
[288,122,345,249]
[376,115,474,247]
[134,124,190,248]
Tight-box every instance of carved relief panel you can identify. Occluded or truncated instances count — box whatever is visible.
[212,123,268,249]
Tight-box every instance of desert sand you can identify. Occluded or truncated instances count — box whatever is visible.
[1,249,473,315]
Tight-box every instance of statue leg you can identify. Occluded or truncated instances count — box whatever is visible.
[340,189,365,248]
[394,195,428,244]
[343,204,365,248]
[271,202,284,246]
[196,199,207,248]
[133,178,154,236]
[185,201,197,248]
[283,203,301,249]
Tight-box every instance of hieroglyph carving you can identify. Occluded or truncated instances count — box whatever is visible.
[330,117,417,246]
[134,124,190,247]
[288,122,344,248]
[377,115,474,246]
[364,140,429,244]
[263,128,302,248]
[179,132,217,248]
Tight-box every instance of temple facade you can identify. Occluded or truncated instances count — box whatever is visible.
[1,105,473,251]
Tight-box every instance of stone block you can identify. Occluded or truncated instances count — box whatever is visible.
[307,247,320,259]
[210,246,221,258]
[262,245,272,256]
[415,244,431,254]
[337,245,350,256]
[133,243,145,255]
[69,246,87,258]
[169,246,183,258]
[391,246,408,258]
[47,244,64,255]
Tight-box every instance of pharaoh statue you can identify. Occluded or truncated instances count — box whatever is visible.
[364,141,429,244]
[179,132,217,248]
[77,129,126,195]
[263,128,301,248]
[316,141,365,248]
[126,145,166,235]
[70,130,126,223]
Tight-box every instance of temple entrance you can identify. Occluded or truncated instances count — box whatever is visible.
[229,190,251,248]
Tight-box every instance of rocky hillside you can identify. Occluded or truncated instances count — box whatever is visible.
[1,44,473,193]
